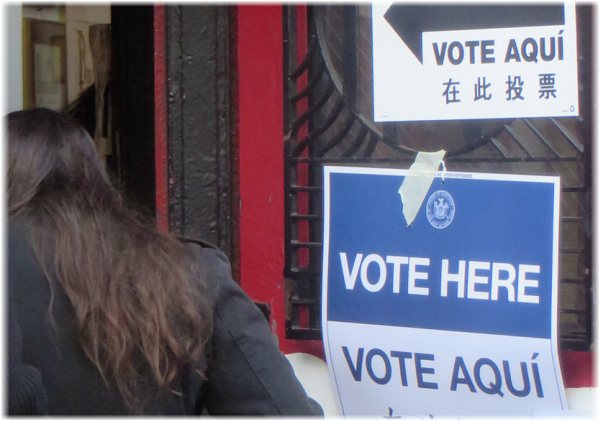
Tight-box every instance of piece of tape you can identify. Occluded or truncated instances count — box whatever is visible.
[398,149,447,227]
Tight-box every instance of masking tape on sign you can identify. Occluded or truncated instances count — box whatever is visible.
[398,149,446,227]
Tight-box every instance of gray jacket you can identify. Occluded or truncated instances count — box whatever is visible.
[8,219,323,415]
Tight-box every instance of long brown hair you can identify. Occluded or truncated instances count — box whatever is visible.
[7,108,212,412]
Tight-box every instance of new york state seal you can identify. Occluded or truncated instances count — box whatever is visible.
[426,190,455,229]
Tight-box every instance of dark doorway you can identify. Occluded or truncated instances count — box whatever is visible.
[111,6,156,217]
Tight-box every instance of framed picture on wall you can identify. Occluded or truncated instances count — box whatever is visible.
[24,20,67,110]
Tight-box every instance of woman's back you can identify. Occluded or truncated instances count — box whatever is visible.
[7,108,323,416]
[8,219,198,414]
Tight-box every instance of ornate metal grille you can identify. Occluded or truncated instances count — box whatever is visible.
[283,5,593,350]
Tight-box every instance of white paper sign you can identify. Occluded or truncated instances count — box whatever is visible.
[372,2,579,121]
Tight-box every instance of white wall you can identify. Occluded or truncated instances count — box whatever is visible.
[6,4,23,112]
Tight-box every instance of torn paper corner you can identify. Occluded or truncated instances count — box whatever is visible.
[398,149,447,227]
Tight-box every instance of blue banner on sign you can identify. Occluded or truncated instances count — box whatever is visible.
[326,171,556,339]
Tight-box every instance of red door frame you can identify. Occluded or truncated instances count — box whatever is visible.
[236,4,286,345]
[154,5,169,233]
[235,5,323,357]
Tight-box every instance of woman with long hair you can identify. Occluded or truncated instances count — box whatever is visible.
[7,108,322,415]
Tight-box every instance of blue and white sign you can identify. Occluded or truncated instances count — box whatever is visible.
[321,166,567,417]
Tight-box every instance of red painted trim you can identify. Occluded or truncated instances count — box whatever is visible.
[237,5,286,339]
[236,5,324,358]
[560,351,595,388]
[154,5,169,233]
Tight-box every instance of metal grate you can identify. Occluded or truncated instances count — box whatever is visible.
[283,5,593,350]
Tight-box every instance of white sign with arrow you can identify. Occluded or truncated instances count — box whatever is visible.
[372,2,579,122]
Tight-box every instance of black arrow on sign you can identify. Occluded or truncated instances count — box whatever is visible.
[383,4,565,64]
